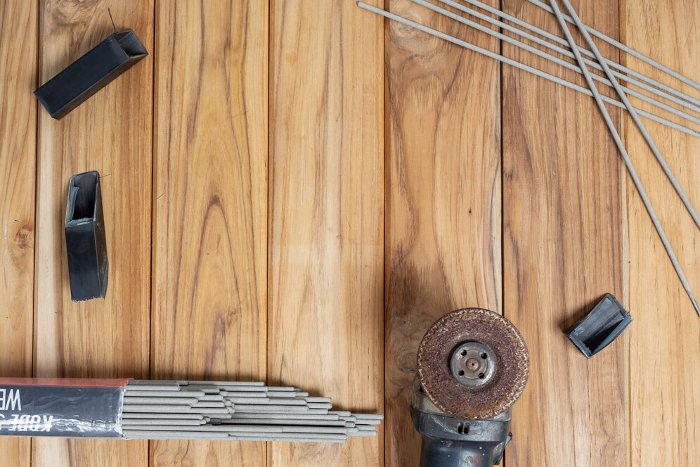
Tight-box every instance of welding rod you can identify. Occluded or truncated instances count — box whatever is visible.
[356,2,699,137]
[122,430,349,443]
[547,0,700,316]
[557,0,700,231]
[433,0,700,114]
[358,1,699,315]
[418,0,700,228]
[456,0,700,108]
[0,378,380,443]
[412,0,700,127]
[118,380,381,443]
[529,0,700,91]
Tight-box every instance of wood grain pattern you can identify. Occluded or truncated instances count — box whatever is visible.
[0,0,697,465]
[502,1,628,466]
[622,0,700,465]
[0,1,37,466]
[268,1,384,466]
[385,1,502,465]
[33,1,153,465]
[151,0,268,465]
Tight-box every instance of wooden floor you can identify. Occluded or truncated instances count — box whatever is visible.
[0,0,698,465]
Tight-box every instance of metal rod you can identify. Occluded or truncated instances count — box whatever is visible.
[121,413,205,420]
[529,0,700,91]
[413,0,700,126]
[107,8,116,35]
[437,0,700,113]
[125,384,180,391]
[356,2,699,137]
[192,385,269,392]
[555,0,700,230]
[123,397,199,405]
[352,414,384,420]
[225,413,342,421]
[216,391,266,398]
[122,430,230,440]
[547,0,700,316]
[177,380,266,386]
[116,380,380,442]
[382,0,700,226]
[122,431,349,443]
[121,419,205,426]
[304,397,333,403]
[123,425,354,434]
[221,418,350,426]
[124,390,207,398]
[457,0,700,108]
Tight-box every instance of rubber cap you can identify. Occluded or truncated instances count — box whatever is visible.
[567,293,631,358]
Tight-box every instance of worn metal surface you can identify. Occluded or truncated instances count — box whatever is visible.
[417,308,529,420]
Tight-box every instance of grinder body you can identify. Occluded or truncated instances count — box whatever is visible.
[413,308,528,467]
[413,387,512,467]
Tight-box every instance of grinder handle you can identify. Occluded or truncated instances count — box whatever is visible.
[420,437,496,467]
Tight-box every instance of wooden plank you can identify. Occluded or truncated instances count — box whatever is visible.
[150,0,268,465]
[268,0,384,465]
[33,1,153,465]
[384,0,502,465]
[622,0,700,465]
[0,1,37,465]
[502,1,627,466]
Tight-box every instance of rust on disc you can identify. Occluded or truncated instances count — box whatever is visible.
[417,308,529,420]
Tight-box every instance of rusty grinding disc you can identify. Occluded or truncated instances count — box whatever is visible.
[417,308,529,420]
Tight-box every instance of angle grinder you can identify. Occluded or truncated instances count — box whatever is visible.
[412,308,529,467]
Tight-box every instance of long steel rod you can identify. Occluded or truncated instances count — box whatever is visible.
[418,0,700,228]
[117,380,381,442]
[175,380,266,386]
[557,0,700,230]
[457,0,700,108]
[547,0,700,316]
[122,415,205,421]
[221,418,350,426]
[530,0,700,91]
[355,2,699,137]
[121,419,205,426]
[412,0,700,127]
[437,0,700,113]
[122,430,348,442]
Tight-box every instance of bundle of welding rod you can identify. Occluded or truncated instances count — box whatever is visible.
[0,378,380,443]
[358,0,700,316]
[121,380,381,443]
